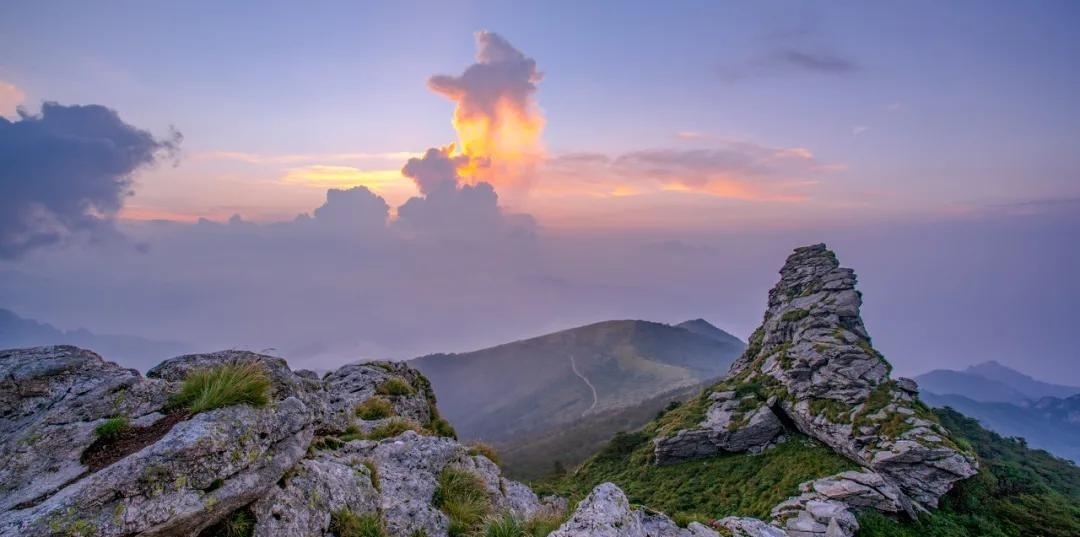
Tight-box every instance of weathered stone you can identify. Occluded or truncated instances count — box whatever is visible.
[550,483,718,537]
[654,398,783,464]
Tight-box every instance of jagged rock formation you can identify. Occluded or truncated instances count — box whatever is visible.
[0,346,553,537]
[570,244,979,537]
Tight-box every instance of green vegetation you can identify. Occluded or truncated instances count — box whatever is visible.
[780,308,810,322]
[430,416,457,439]
[329,509,385,537]
[808,398,849,423]
[367,418,423,440]
[355,397,394,420]
[434,467,491,536]
[376,377,415,396]
[469,442,502,466]
[478,512,566,537]
[535,433,855,521]
[361,459,380,490]
[94,416,130,440]
[170,362,271,413]
[197,508,256,537]
[858,407,1080,537]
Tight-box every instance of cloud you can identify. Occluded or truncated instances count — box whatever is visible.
[194,151,418,165]
[718,18,859,83]
[852,126,869,135]
[675,131,709,141]
[427,31,544,188]
[776,49,859,74]
[307,186,389,231]
[0,81,25,119]
[0,102,181,258]
[544,141,835,202]
[397,145,533,236]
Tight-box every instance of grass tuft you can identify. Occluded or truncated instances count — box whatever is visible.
[482,513,526,537]
[367,418,423,440]
[355,397,394,420]
[468,442,502,466]
[376,377,415,396]
[95,416,130,440]
[434,466,491,537]
[330,509,385,537]
[170,362,271,413]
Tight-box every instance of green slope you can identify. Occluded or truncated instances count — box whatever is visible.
[410,319,744,444]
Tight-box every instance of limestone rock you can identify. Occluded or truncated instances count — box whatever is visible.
[551,483,718,537]
[716,517,788,537]
[653,393,783,464]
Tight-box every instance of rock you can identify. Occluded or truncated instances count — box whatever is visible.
[551,483,718,537]
[654,398,783,464]
[717,517,788,537]
[0,346,541,537]
[715,244,977,508]
[805,471,906,514]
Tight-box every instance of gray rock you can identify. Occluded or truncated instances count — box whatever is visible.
[550,483,718,537]
[654,398,783,464]
[717,517,788,537]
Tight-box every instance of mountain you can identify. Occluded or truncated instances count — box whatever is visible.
[919,392,1080,463]
[0,308,192,369]
[409,319,744,446]
[539,244,1080,537]
[915,361,1078,404]
[914,361,1080,463]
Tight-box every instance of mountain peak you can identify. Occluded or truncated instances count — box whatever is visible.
[652,243,978,535]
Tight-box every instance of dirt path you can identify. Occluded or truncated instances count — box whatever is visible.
[569,354,599,415]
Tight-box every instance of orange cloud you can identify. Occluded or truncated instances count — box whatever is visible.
[0,80,26,118]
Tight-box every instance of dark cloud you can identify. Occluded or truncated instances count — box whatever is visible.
[0,102,180,258]
[427,30,542,122]
[777,49,858,74]
[310,186,389,231]
[398,145,533,236]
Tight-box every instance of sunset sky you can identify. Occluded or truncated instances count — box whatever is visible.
[2,2,1079,381]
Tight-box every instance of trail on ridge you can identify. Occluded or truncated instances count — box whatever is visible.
[569,353,599,415]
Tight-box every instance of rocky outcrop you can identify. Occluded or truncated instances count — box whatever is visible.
[550,483,718,537]
[646,244,979,536]
[653,391,783,464]
[0,345,548,537]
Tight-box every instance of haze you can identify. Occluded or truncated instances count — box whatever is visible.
[2,1,1078,383]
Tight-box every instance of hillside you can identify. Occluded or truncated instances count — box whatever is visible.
[535,244,1080,537]
[915,361,1078,404]
[410,319,744,444]
[0,308,192,370]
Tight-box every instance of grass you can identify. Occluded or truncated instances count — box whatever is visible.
[197,508,256,537]
[169,362,271,413]
[330,509,385,537]
[523,513,567,537]
[469,442,502,466]
[94,416,130,440]
[367,418,423,440]
[780,308,810,322]
[535,433,855,521]
[482,513,526,537]
[356,397,394,420]
[434,466,491,537]
[361,459,380,490]
[430,416,457,439]
[376,377,415,396]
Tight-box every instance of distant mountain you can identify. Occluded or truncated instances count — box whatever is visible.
[914,361,1080,463]
[0,308,193,370]
[920,392,1080,463]
[409,319,744,448]
[915,361,1079,403]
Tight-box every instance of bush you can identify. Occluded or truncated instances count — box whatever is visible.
[367,418,423,441]
[434,467,491,536]
[170,362,271,413]
[330,509,385,537]
[356,397,394,420]
[469,442,502,466]
[95,416,130,440]
[376,377,415,396]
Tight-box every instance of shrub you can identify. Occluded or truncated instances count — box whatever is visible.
[356,397,394,420]
[376,377,415,396]
[434,467,491,536]
[367,418,423,441]
[468,442,502,466]
[95,416,130,440]
[330,509,385,537]
[170,362,271,413]
[781,308,809,322]
[482,513,526,537]
[197,508,256,537]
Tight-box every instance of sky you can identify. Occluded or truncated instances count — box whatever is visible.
[1,1,1079,382]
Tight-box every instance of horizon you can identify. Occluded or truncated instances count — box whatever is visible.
[2,2,1079,383]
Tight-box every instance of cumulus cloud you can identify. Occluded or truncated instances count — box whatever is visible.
[309,186,390,231]
[0,81,25,118]
[0,102,181,258]
[427,31,544,188]
[397,145,533,236]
